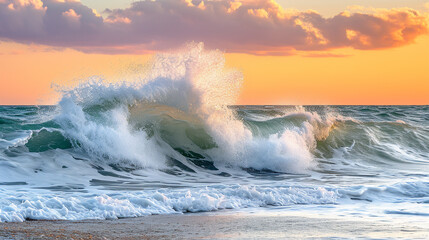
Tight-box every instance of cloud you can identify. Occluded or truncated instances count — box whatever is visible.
[62,8,79,18]
[0,0,427,55]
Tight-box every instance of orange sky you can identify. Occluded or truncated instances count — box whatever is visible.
[1,35,428,105]
[231,36,429,105]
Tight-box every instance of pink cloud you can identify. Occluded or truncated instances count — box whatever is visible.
[0,0,427,55]
[62,8,79,18]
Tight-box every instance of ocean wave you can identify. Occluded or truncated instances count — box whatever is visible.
[2,181,429,222]
[0,184,338,222]
[53,43,337,173]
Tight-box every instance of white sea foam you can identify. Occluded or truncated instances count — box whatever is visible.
[2,181,429,222]
[0,130,32,150]
[0,185,338,222]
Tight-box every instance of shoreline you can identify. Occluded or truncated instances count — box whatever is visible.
[1,211,428,239]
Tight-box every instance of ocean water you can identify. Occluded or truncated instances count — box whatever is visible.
[1,44,429,222]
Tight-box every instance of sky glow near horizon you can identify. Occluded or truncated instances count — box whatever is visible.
[0,0,428,105]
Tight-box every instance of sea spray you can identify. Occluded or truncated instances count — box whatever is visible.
[55,43,330,173]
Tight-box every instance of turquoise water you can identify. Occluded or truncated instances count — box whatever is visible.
[1,104,429,222]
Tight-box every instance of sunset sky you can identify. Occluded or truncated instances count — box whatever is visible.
[1,0,428,105]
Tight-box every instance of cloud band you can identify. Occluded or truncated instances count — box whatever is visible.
[0,0,427,55]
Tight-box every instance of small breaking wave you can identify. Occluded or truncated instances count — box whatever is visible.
[0,184,339,222]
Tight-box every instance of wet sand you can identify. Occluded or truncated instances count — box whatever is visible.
[1,211,428,239]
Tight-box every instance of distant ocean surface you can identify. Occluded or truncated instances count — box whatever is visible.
[1,45,429,222]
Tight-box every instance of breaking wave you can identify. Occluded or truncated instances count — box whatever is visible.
[53,43,339,173]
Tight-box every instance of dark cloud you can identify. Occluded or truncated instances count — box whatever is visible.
[0,0,427,55]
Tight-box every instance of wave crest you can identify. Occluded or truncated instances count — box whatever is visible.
[55,43,341,173]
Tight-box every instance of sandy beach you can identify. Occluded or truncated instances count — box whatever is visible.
[1,210,428,239]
